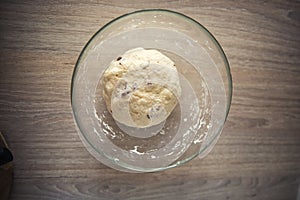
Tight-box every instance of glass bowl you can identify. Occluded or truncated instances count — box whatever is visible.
[71,9,232,172]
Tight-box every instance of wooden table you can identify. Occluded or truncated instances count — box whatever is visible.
[1,1,299,199]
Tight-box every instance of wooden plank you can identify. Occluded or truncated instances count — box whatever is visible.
[0,0,299,199]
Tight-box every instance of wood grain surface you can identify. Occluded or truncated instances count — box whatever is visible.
[1,0,300,199]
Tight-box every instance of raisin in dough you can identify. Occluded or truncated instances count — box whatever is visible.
[102,48,181,128]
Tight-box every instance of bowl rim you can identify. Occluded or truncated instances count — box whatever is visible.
[71,9,232,172]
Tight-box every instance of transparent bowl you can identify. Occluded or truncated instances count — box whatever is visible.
[71,9,232,172]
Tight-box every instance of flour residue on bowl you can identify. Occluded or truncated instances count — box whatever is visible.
[92,47,212,169]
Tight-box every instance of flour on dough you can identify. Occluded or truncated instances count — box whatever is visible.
[102,47,181,128]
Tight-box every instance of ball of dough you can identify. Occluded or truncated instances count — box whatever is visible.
[102,48,181,128]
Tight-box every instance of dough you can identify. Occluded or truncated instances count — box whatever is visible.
[102,48,181,128]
